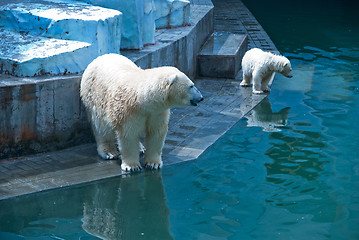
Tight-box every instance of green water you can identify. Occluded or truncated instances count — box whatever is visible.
[1,0,359,239]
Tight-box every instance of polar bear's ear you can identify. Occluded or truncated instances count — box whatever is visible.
[168,74,178,86]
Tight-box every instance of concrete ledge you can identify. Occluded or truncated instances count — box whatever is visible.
[0,76,269,200]
[0,2,214,159]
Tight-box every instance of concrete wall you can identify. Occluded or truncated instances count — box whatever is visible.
[0,75,91,158]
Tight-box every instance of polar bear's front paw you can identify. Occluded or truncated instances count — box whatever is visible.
[98,151,120,160]
[145,160,163,170]
[253,90,265,94]
[240,81,251,87]
[121,162,142,172]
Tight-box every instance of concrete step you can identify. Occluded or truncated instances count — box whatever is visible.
[197,32,248,78]
[0,29,96,76]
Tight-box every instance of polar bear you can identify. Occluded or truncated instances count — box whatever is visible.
[80,54,203,171]
[240,48,293,94]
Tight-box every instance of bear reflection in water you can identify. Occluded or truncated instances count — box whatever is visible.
[245,98,290,132]
[82,171,173,240]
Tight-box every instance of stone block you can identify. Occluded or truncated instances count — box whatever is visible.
[0,0,122,55]
[154,0,190,28]
[197,32,248,78]
[83,0,156,49]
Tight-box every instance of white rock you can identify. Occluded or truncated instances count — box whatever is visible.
[82,0,156,49]
[0,0,122,54]
[0,29,95,76]
[154,0,190,28]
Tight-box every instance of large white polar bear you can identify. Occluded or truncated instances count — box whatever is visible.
[240,48,293,94]
[80,54,203,171]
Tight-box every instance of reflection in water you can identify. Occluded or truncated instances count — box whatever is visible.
[0,171,173,240]
[245,97,290,132]
[82,171,173,240]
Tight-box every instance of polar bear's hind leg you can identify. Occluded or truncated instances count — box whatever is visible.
[91,117,119,160]
[240,73,252,87]
[252,70,265,94]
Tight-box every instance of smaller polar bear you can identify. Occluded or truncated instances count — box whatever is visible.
[240,48,293,94]
[80,54,203,172]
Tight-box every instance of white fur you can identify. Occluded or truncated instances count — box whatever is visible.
[80,54,203,171]
[240,48,293,94]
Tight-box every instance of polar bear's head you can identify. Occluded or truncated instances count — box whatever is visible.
[280,59,293,78]
[165,69,203,107]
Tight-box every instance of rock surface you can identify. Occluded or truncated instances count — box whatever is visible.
[0,0,122,76]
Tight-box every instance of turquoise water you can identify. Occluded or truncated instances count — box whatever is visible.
[1,0,359,239]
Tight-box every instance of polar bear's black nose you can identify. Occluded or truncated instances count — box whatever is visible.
[190,85,203,106]
[190,96,203,106]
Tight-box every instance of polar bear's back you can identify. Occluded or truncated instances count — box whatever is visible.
[242,48,273,66]
[81,54,142,95]
[80,54,144,121]
[96,54,139,72]
[84,54,141,84]
[242,48,277,76]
